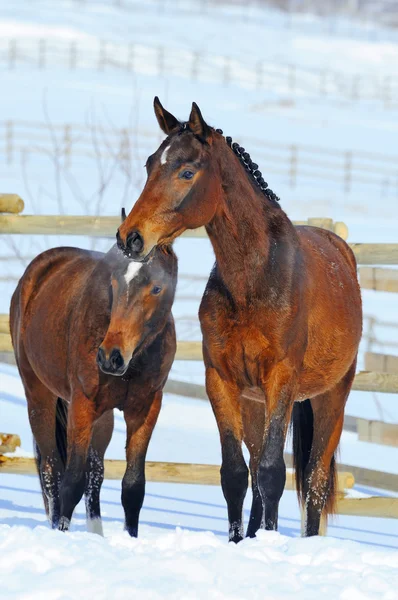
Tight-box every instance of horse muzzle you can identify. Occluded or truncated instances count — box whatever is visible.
[96,346,127,376]
[116,229,145,260]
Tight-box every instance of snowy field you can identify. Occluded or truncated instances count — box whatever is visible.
[1,362,398,599]
[0,1,398,598]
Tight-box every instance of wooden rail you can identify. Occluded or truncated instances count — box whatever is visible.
[1,35,398,111]
[1,331,398,393]
[360,267,398,293]
[0,433,21,454]
[0,194,24,214]
[350,244,398,265]
[1,450,397,519]
[0,453,354,492]
[365,352,398,374]
[0,215,348,240]
[3,214,398,265]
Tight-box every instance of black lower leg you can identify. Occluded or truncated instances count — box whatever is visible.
[35,444,63,528]
[220,432,248,543]
[59,452,86,531]
[84,447,104,534]
[246,471,263,538]
[303,462,330,537]
[122,457,145,538]
[258,425,286,531]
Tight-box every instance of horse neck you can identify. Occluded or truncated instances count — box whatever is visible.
[205,147,297,305]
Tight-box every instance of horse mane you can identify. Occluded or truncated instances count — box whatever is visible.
[177,122,281,210]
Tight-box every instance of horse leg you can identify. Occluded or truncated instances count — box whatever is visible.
[300,360,357,537]
[242,396,265,538]
[206,367,248,543]
[23,375,65,528]
[58,393,95,531]
[257,365,295,531]
[122,390,162,537]
[84,410,114,536]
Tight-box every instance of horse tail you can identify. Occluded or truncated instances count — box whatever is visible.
[55,398,69,468]
[291,399,313,506]
[291,399,337,518]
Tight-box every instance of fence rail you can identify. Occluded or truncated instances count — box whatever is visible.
[1,119,398,197]
[1,433,396,519]
[1,37,397,109]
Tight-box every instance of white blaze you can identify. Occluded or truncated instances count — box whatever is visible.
[160,145,170,165]
[124,261,142,285]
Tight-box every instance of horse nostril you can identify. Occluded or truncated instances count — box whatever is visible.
[127,231,144,254]
[97,347,106,367]
[110,348,124,371]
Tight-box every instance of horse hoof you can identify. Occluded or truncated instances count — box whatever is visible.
[58,517,70,532]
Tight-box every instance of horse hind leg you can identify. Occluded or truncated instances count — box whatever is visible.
[293,359,357,537]
[24,377,66,528]
[84,411,114,536]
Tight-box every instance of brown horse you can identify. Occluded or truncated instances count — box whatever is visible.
[10,238,177,536]
[117,98,362,541]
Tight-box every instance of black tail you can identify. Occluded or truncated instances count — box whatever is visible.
[55,397,68,468]
[291,399,314,506]
[291,399,337,516]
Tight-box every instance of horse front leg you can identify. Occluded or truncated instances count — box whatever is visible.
[58,393,95,532]
[122,390,162,537]
[258,365,296,531]
[206,367,248,543]
[84,410,114,536]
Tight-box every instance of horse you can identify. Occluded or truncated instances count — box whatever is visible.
[10,235,177,536]
[116,98,362,541]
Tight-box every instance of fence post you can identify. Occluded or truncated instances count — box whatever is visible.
[256,60,263,89]
[288,64,296,94]
[98,41,106,71]
[289,144,298,187]
[351,74,360,101]
[319,69,327,96]
[119,128,131,166]
[344,151,352,193]
[383,76,391,109]
[8,39,16,70]
[6,121,13,165]
[69,41,77,70]
[127,43,134,72]
[38,39,46,69]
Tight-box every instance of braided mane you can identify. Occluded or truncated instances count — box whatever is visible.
[178,122,281,209]
[215,128,281,208]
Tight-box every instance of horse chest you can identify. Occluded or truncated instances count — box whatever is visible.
[204,321,274,386]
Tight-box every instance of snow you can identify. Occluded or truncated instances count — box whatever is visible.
[1,525,397,600]
[1,0,398,596]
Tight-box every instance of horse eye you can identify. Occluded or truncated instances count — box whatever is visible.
[151,285,162,295]
[180,170,194,180]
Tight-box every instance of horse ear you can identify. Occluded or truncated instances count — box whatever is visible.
[154,96,179,134]
[121,207,126,223]
[188,102,211,141]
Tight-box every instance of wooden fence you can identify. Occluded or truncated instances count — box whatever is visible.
[1,37,397,109]
[2,119,398,197]
[1,433,397,520]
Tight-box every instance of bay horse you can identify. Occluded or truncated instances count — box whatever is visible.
[116,98,362,541]
[10,235,177,536]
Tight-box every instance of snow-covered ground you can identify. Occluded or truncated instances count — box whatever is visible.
[1,361,398,598]
[0,1,397,597]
